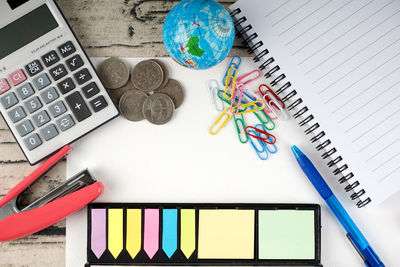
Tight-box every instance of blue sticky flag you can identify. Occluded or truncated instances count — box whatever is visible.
[162,209,178,258]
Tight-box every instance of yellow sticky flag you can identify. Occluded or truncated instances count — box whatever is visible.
[180,209,196,259]
[126,209,142,259]
[108,209,123,259]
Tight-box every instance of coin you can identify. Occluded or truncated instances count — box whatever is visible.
[142,93,175,125]
[98,57,130,89]
[152,59,169,89]
[107,80,135,104]
[157,79,185,109]
[131,60,164,92]
[119,90,148,121]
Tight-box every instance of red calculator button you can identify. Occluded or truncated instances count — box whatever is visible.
[8,69,26,86]
[0,79,11,95]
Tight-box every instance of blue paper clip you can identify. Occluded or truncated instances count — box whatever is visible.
[247,129,268,160]
[255,124,278,154]
[234,114,248,144]
[222,56,241,86]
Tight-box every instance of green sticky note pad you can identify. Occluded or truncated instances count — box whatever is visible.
[258,210,315,260]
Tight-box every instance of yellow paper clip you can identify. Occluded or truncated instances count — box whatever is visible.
[223,66,237,100]
[233,100,265,115]
[209,107,233,135]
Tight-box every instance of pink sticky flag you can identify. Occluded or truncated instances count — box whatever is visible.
[91,209,106,259]
[144,209,159,259]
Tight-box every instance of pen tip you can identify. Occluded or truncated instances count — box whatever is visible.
[291,145,302,158]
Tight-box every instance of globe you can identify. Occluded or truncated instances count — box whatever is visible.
[163,0,235,70]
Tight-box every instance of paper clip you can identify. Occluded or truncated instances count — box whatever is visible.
[255,124,278,154]
[209,107,233,135]
[245,126,276,144]
[234,114,248,144]
[223,66,237,100]
[259,84,285,109]
[208,80,224,111]
[247,129,268,160]
[230,84,245,114]
[222,56,241,86]
[217,90,247,113]
[236,70,261,86]
[263,93,289,121]
[254,110,275,130]
[233,100,265,115]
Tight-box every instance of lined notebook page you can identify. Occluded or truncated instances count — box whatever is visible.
[231,0,400,204]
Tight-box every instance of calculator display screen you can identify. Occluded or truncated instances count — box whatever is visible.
[0,5,58,60]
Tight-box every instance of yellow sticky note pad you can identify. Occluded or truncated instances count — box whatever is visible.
[198,209,254,259]
[126,209,142,259]
[108,209,123,259]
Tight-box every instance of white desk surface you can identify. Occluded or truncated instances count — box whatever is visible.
[66,57,399,267]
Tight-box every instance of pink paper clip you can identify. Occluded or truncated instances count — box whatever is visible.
[236,70,261,87]
[230,84,245,114]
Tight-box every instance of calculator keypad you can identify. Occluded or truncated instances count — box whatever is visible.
[0,39,116,162]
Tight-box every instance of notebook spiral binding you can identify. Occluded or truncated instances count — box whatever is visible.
[230,8,371,208]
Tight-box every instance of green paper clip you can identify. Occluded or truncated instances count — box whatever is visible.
[254,110,275,131]
[234,114,248,144]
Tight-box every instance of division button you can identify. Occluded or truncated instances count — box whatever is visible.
[65,91,91,122]
[56,114,75,132]
[74,68,92,85]
[24,133,42,151]
[40,124,59,141]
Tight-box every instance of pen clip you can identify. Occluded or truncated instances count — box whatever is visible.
[346,233,368,264]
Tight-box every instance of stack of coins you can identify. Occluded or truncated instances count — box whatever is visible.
[98,58,184,125]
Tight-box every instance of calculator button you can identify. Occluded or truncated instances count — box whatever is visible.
[90,96,108,112]
[25,60,43,77]
[82,82,100,99]
[16,120,34,137]
[8,69,26,86]
[42,50,60,67]
[65,91,91,122]
[50,64,68,81]
[49,100,67,118]
[32,110,50,127]
[8,106,26,123]
[57,77,76,95]
[1,92,18,109]
[16,83,35,100]
[58,41,76,58]
[24,133,42,151]
[74,68,92,85]
[24,96,42,114]
[33,73,51,90]
[0,79,11,95]
[57,114,75,132]
[40,124,59,141]
[40,87,59,104]
[66,54,84,72]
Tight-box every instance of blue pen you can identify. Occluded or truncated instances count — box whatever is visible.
[291,145,384,267]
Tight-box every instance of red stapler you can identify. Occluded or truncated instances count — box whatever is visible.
[0,145,103,241]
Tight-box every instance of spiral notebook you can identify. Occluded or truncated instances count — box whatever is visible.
[230,0,400,207]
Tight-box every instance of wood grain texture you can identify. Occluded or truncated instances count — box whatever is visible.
[0,0,245,266]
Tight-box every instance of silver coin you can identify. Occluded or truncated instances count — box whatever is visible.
[119,90,148,122]
[152,59,169,89]
[131,60,164,92]
[142,93,175,125]
[107,79,135,104]
[98,57,130,89]
[157,79,185,109]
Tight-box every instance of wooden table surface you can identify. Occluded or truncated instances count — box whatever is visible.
[0,1,246,266]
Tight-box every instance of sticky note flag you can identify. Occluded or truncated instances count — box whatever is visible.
[162,209,178,258]
[144,209,159,259]
[91,209,106,259]
[180,209,196,259]
[108,209,123,259]
[126,209,142,259]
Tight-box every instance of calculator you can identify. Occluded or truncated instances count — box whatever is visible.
[0,0,119,165]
